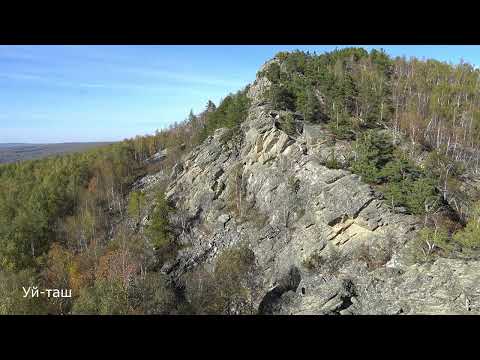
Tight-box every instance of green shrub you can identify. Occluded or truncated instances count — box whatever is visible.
[406,237,435,264]
[199,88,250,142]
[453,203,480,251]
[350,131,440,215]
[146,191,177,262]
[302,247,348,275]
[380,154,418,183]
[354,242,393,270]
[420,226,452,252]
[282,50,308,74]
[219,125,241,145]
[326,113,355,140]
[424,149,465,179]
[129,272,176,314]
[325,148,342,169]
[351,130,394,182]
[302,250,324,271]
[127,190,146,224]
[279,113,297,136]
[267,84,296,111]
[407,225,452,264]
[295,88,323,123]
[72,278,130,315]
[185,244,257,315]
[383,177,439,215]
[264,62,281,83]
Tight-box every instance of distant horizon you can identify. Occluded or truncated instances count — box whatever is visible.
[2,45,480,143]
[0,141,116,145]
[0,141,116,163]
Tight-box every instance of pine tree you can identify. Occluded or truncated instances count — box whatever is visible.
[206,100,216,112]
[146,192,176,262]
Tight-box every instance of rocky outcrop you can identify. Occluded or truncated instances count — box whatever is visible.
[279,258,480,315]
[137,70,480,315]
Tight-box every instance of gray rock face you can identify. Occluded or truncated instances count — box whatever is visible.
[273,258,480,315]
[171,163,184,180]
[145,149,168,164]
[138,73,480,315]
[132,171,169,192]
[357,258,480,314]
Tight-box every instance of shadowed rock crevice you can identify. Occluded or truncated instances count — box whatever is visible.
[258,266,301,315]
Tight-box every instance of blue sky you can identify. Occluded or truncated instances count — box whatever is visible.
[1,45,480,143]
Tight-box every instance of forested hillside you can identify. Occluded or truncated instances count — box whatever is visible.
[0,88,251,314]
[2,48,480,314]
[259,48,480,223]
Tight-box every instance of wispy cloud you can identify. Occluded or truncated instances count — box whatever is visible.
[0,45,251,94]
[0,46,256,143]
[0,70,246,98]
[0,72,154,92]
[122,66,248,88]
[0,72,105,89]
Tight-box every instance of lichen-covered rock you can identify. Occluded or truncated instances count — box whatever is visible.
[134,74,480,315]
[273,257,480,315]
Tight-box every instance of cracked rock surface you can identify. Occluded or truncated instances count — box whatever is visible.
[138,70,480,315]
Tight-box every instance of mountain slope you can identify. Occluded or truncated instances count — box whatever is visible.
[135,65,480,314]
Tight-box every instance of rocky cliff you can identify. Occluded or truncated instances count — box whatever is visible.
[136,67,480,315]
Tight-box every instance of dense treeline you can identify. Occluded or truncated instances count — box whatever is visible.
[0,142,139,271]
[260,48,393,134]
[262,47,480,164]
